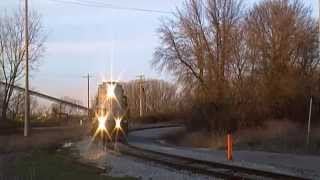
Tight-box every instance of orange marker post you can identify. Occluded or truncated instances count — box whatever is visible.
[227,133,233,160]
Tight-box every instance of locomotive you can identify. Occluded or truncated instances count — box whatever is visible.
[92,81,129,144]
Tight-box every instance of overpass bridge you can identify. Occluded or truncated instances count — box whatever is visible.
[0,81,88,111]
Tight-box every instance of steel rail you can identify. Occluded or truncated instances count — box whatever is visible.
[117,143,248,179]
[122,143,308,180]
[0,81,88,110]
[128,124,182,132]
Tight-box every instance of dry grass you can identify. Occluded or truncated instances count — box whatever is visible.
[233,120,303,152]
[177,131,226,149]
[0,126,87,153]
[167,120,320,154]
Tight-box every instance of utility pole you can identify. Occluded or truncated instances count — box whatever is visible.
[319,0,320,52]
[24,0,30,137]
[308,0,320,148]
[83,73,92,123]
[137,75,144,117]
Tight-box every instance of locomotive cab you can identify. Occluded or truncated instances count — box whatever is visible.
[93,81,129,143]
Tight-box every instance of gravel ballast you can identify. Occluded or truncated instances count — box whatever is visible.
[74,138,217,180]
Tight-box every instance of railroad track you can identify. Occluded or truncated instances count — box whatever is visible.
[128,123,182,132]
[112,125,309,180]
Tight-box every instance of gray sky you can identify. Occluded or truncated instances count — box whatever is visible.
[0,0,317,105]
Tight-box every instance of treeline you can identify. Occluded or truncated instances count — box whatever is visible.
[90,79,178,123]
[153,0,320,132]
[123,79,178,122]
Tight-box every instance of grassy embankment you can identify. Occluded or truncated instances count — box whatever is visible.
[1,148,135,180]
[0,126,136,180]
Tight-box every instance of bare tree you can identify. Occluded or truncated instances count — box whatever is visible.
[153,0,208,95]
[245,0,319,118]
[0,9,45,122]
[144,79,177,114]
[6,91,23,121]
[60,96,83,116]
[123,79,177,118]
[153,0,243,103]
[153,0,319,130]
[7,92,41,122]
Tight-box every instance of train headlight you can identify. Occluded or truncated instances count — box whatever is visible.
[97,115,107,131]
[114,117,122,130]
[91,112,112,142]
[107,83,116,99]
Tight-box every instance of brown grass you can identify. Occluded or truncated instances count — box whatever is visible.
[0,126,86,153]
[167,120,320,154]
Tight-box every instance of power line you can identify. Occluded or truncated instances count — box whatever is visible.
[48,0,172,14]
[33,72,97,79]
[75,0,172,13]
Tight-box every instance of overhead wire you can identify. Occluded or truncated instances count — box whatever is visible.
[33,72,97,79]
[48,0,172,14]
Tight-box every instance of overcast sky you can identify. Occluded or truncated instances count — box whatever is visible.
[0,0,317,105]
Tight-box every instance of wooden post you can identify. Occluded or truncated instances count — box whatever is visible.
[227,133,233,160]
[306,96,313,148]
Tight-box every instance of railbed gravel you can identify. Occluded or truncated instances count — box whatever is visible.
[74,138,218,180]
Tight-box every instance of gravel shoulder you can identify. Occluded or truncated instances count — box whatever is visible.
[74,137,217,180]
